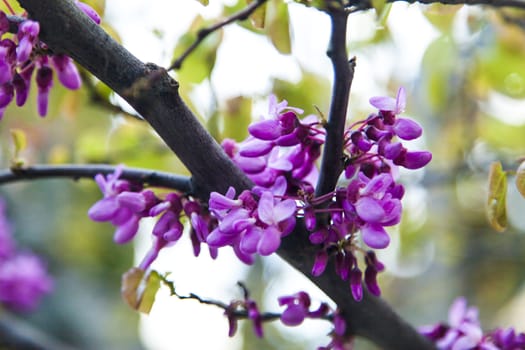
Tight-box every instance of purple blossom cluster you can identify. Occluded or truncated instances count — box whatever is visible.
[0,1,99,118]
[0,199,53,311]
[278,291,351,349]
[222,95,324,195]
[88,166,218,271]
[89,90,431,306]
[224,287,351,350]
[210,89,431,300]
[420,297,525,350]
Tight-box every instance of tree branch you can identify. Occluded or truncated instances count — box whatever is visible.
[315,8,355,197]
[392,0,525,8]
[168,0,268,71]
[16,0,252,199]
[0,164,193,193]
[15,1,434,349]
[348,0,525,11]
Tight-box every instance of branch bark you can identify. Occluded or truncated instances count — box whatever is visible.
[315,8,354,197]
[0,164,192,193]
[347,0,525,11]
[15,1,435,349]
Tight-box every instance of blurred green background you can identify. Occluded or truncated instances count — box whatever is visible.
[2,0,525,349]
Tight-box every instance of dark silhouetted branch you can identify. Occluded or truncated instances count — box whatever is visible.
[315,7,355,197]
[0,164,193,193]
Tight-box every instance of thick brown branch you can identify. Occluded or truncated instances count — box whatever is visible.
[16,0,252,199]
[348,0,525,11]
[392,0,525,8]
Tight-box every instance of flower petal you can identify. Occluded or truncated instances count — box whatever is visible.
[361,223,390,249]
[257,226,281,256]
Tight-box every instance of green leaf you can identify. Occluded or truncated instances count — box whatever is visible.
[516,161,525,198]
[265,0,291,54]
[248,0,267,29]
[10,128,27,155]
[487,161,508,232]
[138,270,161,314]
[272,68,330,116]
[476,40,525,99]
[10,128,27,167]
[422,4,460,33]
[222,96,252,141]
[371,0,386,13]
[421,35,457,111]
[121,267,144,311]
[121,268,161,315]
[172,16,223,83]
[196,0,209,5]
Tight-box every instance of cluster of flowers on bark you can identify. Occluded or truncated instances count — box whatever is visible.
[88,165,218,271]
[420,297,525,350]
[89,89,431,298]
[87,90,431,346]
[211,88,431,300]
[0,199,53,311]
[0,1,99,118]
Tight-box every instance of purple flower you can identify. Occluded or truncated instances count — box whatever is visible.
[75,1,102,24]
[36,64,53,116]
[0,82,13,109]
[419,297,514,350]
[279,291,311,326]
[349,268,363,301]
[16,20,39,63]
[0,253,53,311]
[369,87,406,114]
[393,117,422,140]
[88,166,153,244]
[51,54,81,90]
[491,328,525,349]
[256,191,296,255]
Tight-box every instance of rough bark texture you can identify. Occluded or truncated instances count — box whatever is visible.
[15,1,437,349]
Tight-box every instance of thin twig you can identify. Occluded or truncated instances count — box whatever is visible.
[315,8,355,197]
[167,0,268,71]
[0,164,193,193]
[348,0,525,11]
[394,0,525,8]
[160,276,283,321]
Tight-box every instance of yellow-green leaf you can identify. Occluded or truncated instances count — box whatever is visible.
[371,0,386,16]
[248,0,267,29]
[516,161,525,198]
[172,16,223,83]
[121,267,144,310]
[487,161,508,232]
[222,96,252,141]
[10,128,27,154]
[196,0,209,5]
[265,0,291,54]
[121,268,161,314]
